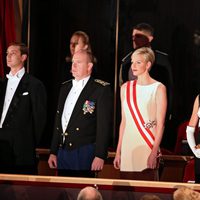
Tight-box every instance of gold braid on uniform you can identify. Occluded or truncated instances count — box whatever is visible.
[62,79,73,85]
[94,79,110,86]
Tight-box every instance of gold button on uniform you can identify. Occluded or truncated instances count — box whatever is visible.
[69,143,72,146]
[76,128,79,131]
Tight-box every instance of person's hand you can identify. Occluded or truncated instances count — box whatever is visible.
[113,153,121,169]
[91,157,104,171]
[48,154,57,169]
[147,152,158,169]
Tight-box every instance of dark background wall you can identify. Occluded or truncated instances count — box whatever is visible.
[28,0,200,151]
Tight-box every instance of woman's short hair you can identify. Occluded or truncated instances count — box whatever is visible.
[132,47,155,66]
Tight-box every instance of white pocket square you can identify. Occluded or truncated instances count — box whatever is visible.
[22,92,29,96]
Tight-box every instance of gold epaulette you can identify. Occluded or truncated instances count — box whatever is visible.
[94,79,110,86]
[61,79,72,85]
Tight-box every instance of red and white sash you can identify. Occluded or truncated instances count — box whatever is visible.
[126,80,155,149]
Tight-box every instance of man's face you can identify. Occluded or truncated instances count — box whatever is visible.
[71,52,93,80]
[6,45,25,69]
[132,29,152,49]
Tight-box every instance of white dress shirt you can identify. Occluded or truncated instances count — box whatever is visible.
[61,76,90,132]
[0,68,25,128]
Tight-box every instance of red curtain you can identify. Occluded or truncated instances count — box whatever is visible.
[0,0,16,78]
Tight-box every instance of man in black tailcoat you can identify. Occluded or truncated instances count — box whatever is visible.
[0,42,47,174]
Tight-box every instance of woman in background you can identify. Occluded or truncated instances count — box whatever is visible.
[61,31,93,82]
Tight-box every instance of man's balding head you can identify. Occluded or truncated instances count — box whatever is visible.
[77,186,103,200]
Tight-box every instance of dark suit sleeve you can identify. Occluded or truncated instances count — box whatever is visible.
[49,86,65,155]
[50,106,62,155]
[30,80,47,145]
[95,85,113,160]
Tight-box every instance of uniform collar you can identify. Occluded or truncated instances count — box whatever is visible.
[72,76,90,88]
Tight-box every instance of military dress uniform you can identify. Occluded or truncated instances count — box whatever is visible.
[50,76,113,177]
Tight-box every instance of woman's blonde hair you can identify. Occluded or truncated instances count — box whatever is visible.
[132,47,155,66]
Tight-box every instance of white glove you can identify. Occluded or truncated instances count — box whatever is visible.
[186,126,200,158]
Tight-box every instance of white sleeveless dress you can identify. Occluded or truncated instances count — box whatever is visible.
[120,80,161,172]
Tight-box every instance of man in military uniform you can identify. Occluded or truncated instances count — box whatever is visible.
[48,49,113,177]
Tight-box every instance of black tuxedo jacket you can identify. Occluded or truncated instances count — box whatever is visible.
[50,77,113,160]
[0,73,47,166]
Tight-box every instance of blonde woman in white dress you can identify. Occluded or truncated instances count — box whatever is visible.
[114,47,167,180]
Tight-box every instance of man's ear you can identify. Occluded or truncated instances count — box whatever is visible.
[88,62,93,71]
[21,54,27,62]
[83,44,88,50]
[148,36,154,42]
